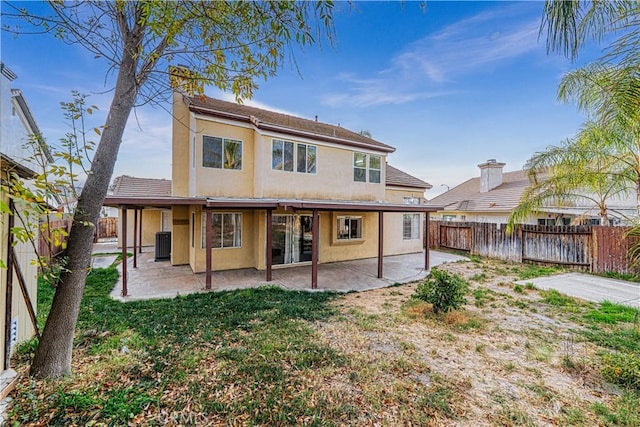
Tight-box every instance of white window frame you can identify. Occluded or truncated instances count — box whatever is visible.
[272,139,317,174]
[296,143,317,174]
[403,213,421,240]
[202,135,243,170]
[353,152,381,183]
[336,216,363,240]
[201,212,243,249]
[403,196,420,205]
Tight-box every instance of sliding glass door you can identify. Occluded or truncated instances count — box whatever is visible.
[272,214,313,265]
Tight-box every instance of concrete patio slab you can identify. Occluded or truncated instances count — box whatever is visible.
[516,273,640,308]
[97,243,467,301]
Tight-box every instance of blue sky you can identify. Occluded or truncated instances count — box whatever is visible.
[2,1,603,198]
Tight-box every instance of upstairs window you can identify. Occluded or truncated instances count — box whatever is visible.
[369,155,381,183]
[403,196,420,205]
[354,152,381,183]
[273,139,316,173]
[353,153,367,182]
[203,136,242,170]
[272,139,294,171]
[297,143,317,173]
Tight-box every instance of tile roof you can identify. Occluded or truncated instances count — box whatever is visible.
[386,164,431,189]
[426,169,531,212]
[110,175,172,198]
[186,95,395,153]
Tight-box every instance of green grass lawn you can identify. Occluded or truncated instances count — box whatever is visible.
[8,261,640,426]
[12,267,343,426]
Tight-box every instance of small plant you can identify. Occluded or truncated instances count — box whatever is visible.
[470,272,487,282]
[513,284,524,293]
[600,352,640,392]
[415,268,468,314]
[541,289,576,307]
[468,254,482,263]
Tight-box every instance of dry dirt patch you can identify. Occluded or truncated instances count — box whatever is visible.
[315,259,618,426]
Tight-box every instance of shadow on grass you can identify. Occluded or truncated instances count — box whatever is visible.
[15,267,345,426]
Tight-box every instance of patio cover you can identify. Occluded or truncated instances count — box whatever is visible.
[102,196,443,296]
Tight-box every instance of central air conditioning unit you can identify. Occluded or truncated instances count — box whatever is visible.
[155,231,171,261]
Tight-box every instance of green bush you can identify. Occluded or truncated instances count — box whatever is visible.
[415,268,468,314]
[601,352,640,392]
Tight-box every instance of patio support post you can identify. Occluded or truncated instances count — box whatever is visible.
[133,208,138,268]
[122,207,128,297]
[266,209,273,281]
[205,209,212,289]
[311,209,319,289]
[138,209,143,254]
[378,211,384,278]
[425,211,430,270]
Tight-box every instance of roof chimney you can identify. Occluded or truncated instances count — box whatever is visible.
[478,159,505,192]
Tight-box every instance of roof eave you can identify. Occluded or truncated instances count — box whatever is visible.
[189,104,395,154]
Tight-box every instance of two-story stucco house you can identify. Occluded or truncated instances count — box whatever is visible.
[0,63,52,394]
[105,93,437,293]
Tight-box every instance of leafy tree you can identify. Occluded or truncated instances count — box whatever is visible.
[3,0,335,378]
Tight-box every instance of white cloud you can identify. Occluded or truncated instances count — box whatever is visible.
[324,4,543,107]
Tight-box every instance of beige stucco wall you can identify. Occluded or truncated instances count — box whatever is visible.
[117,209,164,248]
[171,205,190,265]
[191,207,257,273]
[177,207,396,272]
[172,92,191,197]
[0,174,38,369]
[383,189,425,255]
[319,211,379,263]
[257,136,386,201]
[191,121,255,198]
[172,93,388,202]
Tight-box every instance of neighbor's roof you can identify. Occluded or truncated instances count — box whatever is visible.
[386,164,431,189]
[426,169,531,212]
[110,175,172,197]
[186,95,395,154]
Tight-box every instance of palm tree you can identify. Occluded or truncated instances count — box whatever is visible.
[541,1,640,67]
[507,120,636,232]
[559,63,640,209]
[541,0,640,273]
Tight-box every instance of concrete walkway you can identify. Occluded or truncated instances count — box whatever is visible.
[91,243,467,301]
[516,273,640,308]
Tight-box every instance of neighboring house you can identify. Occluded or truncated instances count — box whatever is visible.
[0,63,52,393]
[427,159,635,225]
[104,93,436,290]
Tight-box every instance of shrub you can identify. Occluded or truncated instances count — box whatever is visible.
[601,352,640,392]
[415,268,468,314]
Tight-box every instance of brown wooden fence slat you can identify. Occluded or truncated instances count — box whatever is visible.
[427,221,637,275]
[95,217,118,241]
[37,219,72,259]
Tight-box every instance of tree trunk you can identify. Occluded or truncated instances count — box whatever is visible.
[30,38,140,378]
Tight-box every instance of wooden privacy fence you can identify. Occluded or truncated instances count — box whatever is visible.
[427,220,637,274]
[37,219,72,260]
[95,217,118,241]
